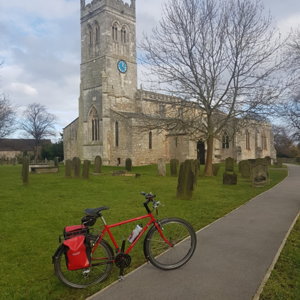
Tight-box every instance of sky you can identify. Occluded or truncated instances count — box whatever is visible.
[0,0,300,139]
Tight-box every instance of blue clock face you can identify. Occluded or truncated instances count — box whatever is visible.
[117,60,127,73]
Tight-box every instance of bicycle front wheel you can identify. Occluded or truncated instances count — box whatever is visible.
[144,217,197,270]
[54,237,114,289]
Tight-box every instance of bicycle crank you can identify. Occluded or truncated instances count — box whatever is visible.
[115,253,131,269]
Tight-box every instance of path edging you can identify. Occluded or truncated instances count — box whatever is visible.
[252,211,300,300]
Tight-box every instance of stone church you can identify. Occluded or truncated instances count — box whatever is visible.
[63,0,276,166]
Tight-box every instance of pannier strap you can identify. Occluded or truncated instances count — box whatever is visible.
[84,206,109,216]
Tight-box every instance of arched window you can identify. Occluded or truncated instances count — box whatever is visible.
[262,132,267,150]
[115,121,119,147]
[112,23,118,41]
[89,107,99,141]
[246,130,250,150]
[222,132,230,149]
[149,131,152,149]
[88,26,93,46]
[95,24,100,44]
[121,26,127,43]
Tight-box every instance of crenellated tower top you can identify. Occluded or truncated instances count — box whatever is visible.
[81,0,135,20]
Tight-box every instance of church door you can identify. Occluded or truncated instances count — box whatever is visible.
[197,141,205,164]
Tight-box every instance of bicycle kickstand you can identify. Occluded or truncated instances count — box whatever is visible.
[118,268,125,281]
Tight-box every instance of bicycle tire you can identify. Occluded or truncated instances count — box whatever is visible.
[143,217,197,270]
[54,236,114,289]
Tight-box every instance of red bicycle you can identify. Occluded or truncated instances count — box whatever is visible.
[53,192,197,288]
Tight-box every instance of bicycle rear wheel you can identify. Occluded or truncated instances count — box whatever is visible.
[54,236,114,289]
[144,218,196,270]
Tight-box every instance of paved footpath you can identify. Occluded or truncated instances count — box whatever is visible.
[88,164,300,300]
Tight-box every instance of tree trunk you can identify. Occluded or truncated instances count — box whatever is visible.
[204,135,214,176]
[34,144,38,162]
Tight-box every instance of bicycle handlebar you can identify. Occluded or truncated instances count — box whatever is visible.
[141,192,158,213]
[140,192,156,199]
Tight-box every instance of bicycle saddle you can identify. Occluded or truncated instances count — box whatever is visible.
[84,206,109,216]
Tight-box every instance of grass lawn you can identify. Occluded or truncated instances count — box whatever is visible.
[260,215,300,300]
[0,163,288,300]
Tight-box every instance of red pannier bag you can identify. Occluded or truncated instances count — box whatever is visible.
[63,235,91,271]
[63,225,88,239]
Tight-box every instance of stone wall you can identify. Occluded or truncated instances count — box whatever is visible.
[63,118,79,160]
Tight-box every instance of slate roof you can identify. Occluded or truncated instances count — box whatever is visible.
[0,139,51,151]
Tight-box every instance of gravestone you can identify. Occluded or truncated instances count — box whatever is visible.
[170,159,179,176]
[191,160,199,186]
[251,163,269,187]
[94,156,102,173]
[212,163,220,176]
[73,157,81,177]
[239,160,251,178]
[177,160,195,200]
[125,158,132,171]
[65,159,72,177]
[157,159,166,176]
[223,157,237,185]
[225,157,234,172]
[82,160,90,179]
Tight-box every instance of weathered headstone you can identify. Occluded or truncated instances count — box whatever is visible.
[157,159,166,176]
[125,158,132,171]
[65,159,72,177]
[73,157,81,177]
[212,163,220,176]
[192,160,199,186]
[251,163,269,187]
[239,160,251,178]
[177,160,195,200]
[82,160,90,179]
[223,157,237,185]
[94,156,102,173]
[170,159,179,176]
[225,157,234,172]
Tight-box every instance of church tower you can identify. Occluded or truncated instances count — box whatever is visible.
[78,0,137,162]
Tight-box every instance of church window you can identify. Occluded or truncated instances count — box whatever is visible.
[115,121,119,147]
[222,132,230,149]
[95,24,100,44]
[246,130,250,150]
[112,23,118,41]
[88,27,93,46]
[121,26,127,43]
[89,107,99,141]
[149,131,152,149]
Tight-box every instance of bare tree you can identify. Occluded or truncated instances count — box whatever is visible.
[283,30,300,142]
[0,96,16,138]
[20,103,56,161]
[273,125,299,157]
[141,0,289,175]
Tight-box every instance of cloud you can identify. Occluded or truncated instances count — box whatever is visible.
[278,14,300,35]
[0,0,78,20]
[9,82,38,96]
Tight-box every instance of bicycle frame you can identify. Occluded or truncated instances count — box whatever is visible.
[92,212,172,257]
